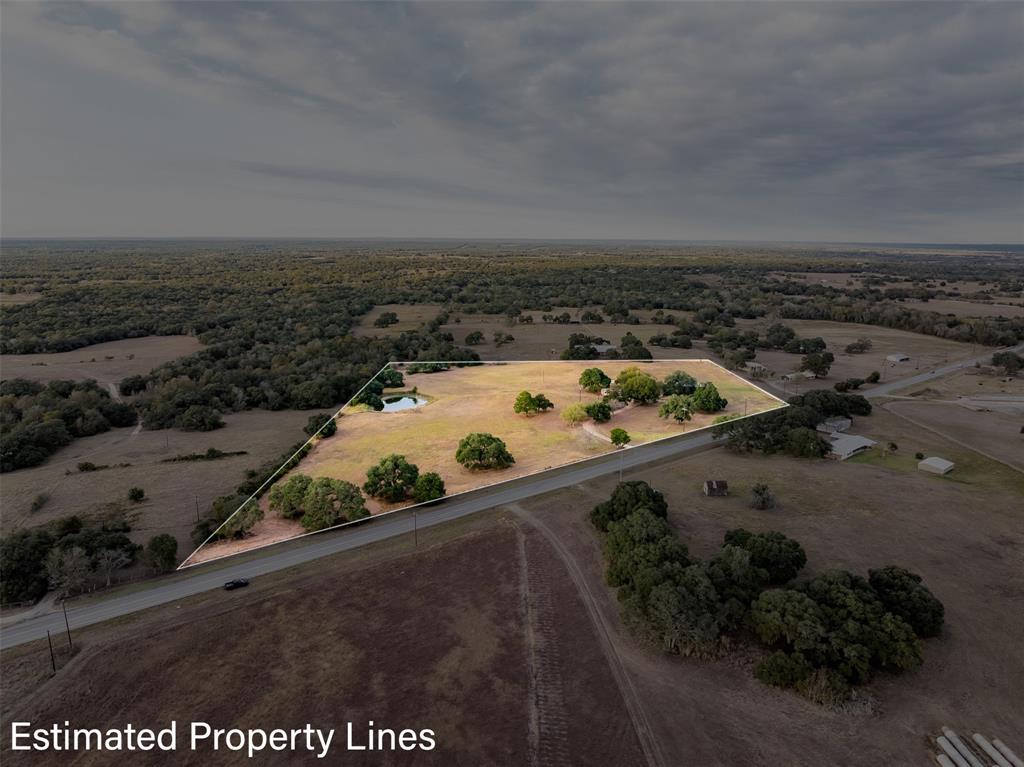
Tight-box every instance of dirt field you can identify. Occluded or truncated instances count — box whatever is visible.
[353,303,445,335]
[736,318,978,386]
[0,293,42,306]
[877,400,1023,472]
[443,313,701,361]
[0,408,322,558]
[900,298,1024,318]
[193,361,781,563]
[0,512,645,767]
[895,365,1024,401]
[512,407,1024,765]
[0,335,204,385]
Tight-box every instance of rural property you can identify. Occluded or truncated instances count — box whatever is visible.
[186,360,784,564]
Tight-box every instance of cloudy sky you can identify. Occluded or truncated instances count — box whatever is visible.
[2,1,1022,242]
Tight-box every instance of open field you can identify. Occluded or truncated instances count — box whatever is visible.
[0,512,645,767]
[877,400,1023,472]
[894,365,1024,400]
[900,298,1024,318]
[353,303,444,335]
[442,312,698,361]
[0,335,204,385]
[513,407,1023,765]
[0,293,42,306]
[737,318,979,385]
[192,360,782,563]
[0,408,323,558]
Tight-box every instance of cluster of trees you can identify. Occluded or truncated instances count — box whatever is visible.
[559,333,651,360]
[1,379,137,472]
[268,473,370,532]
[715,389,871,458]
[513,391,554,415]
[992,351,1022,376]
[373,311,399,328]
[351,368,406,411]
[363,454,446,504]
[589,481,944,705]
[0,515,145,603]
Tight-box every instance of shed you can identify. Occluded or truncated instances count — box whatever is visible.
[918,456,954,475]
[816,417,852,434]
[886,353,910,363]
[828,434,876,460]
[703,480,729,497]
[592,343,616,354]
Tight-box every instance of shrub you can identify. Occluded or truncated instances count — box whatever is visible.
[305,414,337,438]
[658,394,693,422]
[610,428,631,447]
[561,403,589,426]
[755,651,814,688]
[795,668,851,707]
[584,401,612,423]
[301,478,368,531]
[750,483,776,510]
[29,493,50,513]
[412,472,446,504]
[269,474,313,519]
[128,487,146,503]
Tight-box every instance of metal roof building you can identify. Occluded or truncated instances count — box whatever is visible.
[828,434,876,460]
[918,456,955,475]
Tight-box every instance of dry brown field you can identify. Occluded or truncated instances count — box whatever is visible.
[353,303,444,335]
[0,408,321,557]
[0,512,645,767]
[0,293,42,306]
[443,313,701,361]
[878,400,1024,472]
[899,298,1024,318]
[0,335,204,385]
[736,318,978,385]
[193,361,781,563]
[512,407,1023,765]
[895,366,1024,400]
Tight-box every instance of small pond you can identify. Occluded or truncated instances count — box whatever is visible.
[380,395,428,412]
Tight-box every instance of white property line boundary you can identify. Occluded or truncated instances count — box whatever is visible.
[179,359,787,569]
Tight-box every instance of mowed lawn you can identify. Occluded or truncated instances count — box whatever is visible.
[296,360,780,508]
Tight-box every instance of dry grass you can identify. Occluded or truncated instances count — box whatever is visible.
[194,360,781,562]
[0,335,204,385]
[516,407,1023,765]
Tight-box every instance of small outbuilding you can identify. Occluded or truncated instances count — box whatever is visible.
[703,480,729,497]
[886,353,910,363]
[918,456,955,475]
[828,434,877,460]
[816,417,852,434]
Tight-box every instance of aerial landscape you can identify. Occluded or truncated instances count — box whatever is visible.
[1,2,1022,766]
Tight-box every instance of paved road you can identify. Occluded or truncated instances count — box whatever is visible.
[863,343,1024,398]
[0,429,718,649]
[5,343,1019,649]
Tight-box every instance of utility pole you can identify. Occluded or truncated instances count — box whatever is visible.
[61,599,73,651]
[46,630,56,673]
[195,495,200,523]
[413,510,418,549]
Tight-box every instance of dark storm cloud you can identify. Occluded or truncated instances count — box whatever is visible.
[1,1,1021,240]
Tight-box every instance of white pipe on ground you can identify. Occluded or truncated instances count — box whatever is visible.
[993,740,1023,767]
[936,754,957,767]
[942,728,986,767]
[974,734,1013,767]
[938,737,973,767]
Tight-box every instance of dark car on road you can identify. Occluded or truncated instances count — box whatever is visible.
[223,578,249,591]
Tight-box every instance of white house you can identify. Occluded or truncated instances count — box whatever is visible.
[886,353,910,363]
[918,456,955,475]
[828,434,876,460]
